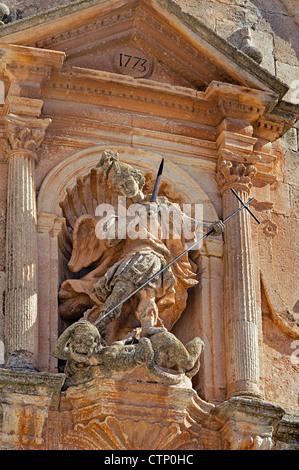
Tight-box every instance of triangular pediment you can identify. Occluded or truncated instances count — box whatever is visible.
[0,0,290,97]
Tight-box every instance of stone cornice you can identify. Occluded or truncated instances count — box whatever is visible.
[0,43,65,79]
[41,68,291,140]
[0,43,65,101]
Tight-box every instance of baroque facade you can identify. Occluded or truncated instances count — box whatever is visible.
[0,0,298,450]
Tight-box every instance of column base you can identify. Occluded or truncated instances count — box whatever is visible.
[5,350,39,372]
[215,396,285,450]
[227,379,262,400]
[0,367,65,449]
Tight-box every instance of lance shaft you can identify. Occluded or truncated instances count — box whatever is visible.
[94,194,258,328]
[150,158,164,203]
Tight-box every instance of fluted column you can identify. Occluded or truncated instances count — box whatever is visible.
[4,114,51,370]
[217,139,261,398]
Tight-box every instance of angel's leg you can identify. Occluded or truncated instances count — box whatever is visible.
[96,280,135,330]
[137,287,166,336]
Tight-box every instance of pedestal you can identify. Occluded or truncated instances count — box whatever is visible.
[45,370,218,450]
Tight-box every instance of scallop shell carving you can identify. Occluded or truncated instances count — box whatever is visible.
[62,416,201,450]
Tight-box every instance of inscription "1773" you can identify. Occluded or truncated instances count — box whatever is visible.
[119,53,148,73]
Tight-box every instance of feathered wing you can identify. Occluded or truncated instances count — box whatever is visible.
[68,215,106,272]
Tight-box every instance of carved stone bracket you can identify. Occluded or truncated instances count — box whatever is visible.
[0,368,65,450]
[214,397,285,450]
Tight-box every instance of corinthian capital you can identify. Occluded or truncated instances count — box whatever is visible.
[5,114,51,160]
[216,159,257,195]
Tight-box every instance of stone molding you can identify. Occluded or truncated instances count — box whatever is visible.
[0,368,65,450]
[46,375,216,450]
[214,396,285,450]
[0,43,65,85]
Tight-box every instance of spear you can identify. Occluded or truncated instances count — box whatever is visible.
[94,187,260,329]
[150,158,164,203]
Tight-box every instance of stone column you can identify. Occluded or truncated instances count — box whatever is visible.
[0,44,65,370]
[216,126,262,398]
[4,114,51,370]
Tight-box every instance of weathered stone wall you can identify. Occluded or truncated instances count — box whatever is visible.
[0,0,298,415]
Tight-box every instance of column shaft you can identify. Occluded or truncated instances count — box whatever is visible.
[222,188,260,397]
[4,113,50,370]
[5,151,38,369]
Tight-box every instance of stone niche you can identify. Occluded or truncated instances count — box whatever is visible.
[0,0,298,450]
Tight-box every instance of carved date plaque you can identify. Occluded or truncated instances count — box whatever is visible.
[112,46,153,78]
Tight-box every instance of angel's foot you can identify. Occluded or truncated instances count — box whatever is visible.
[141,326,167,337]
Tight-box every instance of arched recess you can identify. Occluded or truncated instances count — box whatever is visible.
[36,145,224,400]
[38,146,218,219]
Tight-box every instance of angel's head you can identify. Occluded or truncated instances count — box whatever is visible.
[97,150,145,201]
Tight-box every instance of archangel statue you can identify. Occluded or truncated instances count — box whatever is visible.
[54,150,226,386]
[58,150,201,344]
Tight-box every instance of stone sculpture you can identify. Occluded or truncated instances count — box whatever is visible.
[52,319,204,387]
[54,151,224,386]
[58,150,200,343]
[52,150,214,386]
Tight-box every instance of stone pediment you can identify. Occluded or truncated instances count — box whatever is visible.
[0,0,291,97]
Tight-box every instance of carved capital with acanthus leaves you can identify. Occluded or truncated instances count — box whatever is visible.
[5,113,51,161]
[216,159,257,195]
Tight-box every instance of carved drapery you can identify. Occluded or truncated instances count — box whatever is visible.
[4,114,51,370]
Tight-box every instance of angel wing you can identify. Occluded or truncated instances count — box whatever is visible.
[68,215,107,272]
